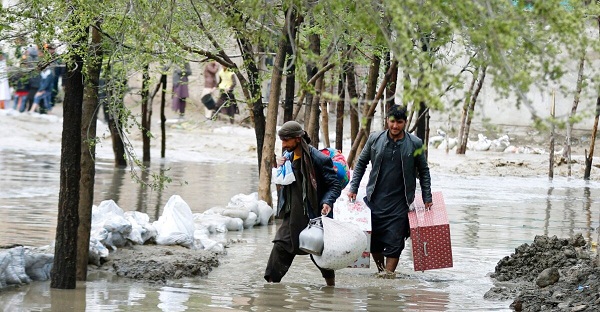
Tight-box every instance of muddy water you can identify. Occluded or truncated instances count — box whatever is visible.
[1,151,600,311]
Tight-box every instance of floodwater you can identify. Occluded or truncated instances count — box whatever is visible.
[1,150,600,311]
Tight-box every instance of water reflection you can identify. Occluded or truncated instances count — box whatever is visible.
[1,150,600,311]
[544,187,553,236]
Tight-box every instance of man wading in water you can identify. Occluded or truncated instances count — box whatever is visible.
[264,121,341,286]
[348,105,433,278]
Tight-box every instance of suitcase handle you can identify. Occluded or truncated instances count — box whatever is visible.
[423,241,428,256]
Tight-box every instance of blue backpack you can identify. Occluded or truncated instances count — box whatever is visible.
[320,148,351,189]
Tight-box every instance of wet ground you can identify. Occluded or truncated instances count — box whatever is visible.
[1,151,599,311]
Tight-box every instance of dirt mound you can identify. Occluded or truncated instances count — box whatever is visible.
[89,244,222,283]
[485,234,600,311]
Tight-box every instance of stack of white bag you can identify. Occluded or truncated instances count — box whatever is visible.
[1,193,275,288]
[312,217,368,270]
[192,192,274,251]
[152,195,196,248]
[0,245,55,289]
[194,193,274,232]
[89,199,158,264]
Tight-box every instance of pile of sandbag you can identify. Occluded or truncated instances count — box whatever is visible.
[89,193,274,255]
[0,192,276,288]
[191,192,274,251]
[89,199,157,264]
[0,245,54,289]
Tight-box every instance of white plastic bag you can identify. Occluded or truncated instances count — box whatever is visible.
[152,195,196,248]
[313,217,368,270]
[272,157,295,185]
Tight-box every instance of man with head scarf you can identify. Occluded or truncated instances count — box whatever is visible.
[347,104,433,278]
[264,121,341,286]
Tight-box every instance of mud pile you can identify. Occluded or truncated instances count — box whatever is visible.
[89,244,222,283]
[485,234,600,311]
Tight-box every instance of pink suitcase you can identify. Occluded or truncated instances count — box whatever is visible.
[408,192,453,272]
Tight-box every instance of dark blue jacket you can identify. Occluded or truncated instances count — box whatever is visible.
[37,70,54,93]
[276,146,341,217]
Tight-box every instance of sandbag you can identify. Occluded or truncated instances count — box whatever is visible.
[0,250,10,288]
[243,211,258,229]
[193,230,224,252]
[225,217,244,232]
[23,249,53,281]
[313,217,368,270]
[256,200,274,226]
[124,211,156,244]
[92,200,132,249]
[193,213,229,234]
[228,193,259,216]
[204,206,226,215]
[0,246,31,286]
[89,236,109,266]
[221,207,250,220]
[152,195,196,248]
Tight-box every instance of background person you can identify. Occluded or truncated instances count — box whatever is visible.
[264,121,341,286]
[347,104,433,277]
[172,62,192,119]
[216,65,238,124]
[28,68,54,114]
[0,53,11,109]
[9,62,30,112]
[44,44,65,109]
[202,61,219,118]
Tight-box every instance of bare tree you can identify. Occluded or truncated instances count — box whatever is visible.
[77,24,103,281]
[51,17,86,289]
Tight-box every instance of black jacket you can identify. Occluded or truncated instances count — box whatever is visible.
[276,146,341,217]
[349,130,432,206]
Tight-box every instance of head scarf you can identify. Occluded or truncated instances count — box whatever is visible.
[278,121,312,144]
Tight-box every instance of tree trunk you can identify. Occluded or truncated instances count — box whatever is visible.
[563,54,585,177]
[303,15,320,122]
[415,101,428,141]
[549,90,556,179]
[306,29,321,144]
[238,38,267,170]
[354,55,381,161]
[319,77,330,147]
[51,29,86,290]
[257,15,290,207]
[457,68,479,155]
[462,66,487,155]
[141,64,151,163]
[76,25,102,281]
[584,96,599,180]
[160,74,167,158]
[335,71,345,151]
[106,68,127,167]
[308,76,323,146]
[283,9,299,122]
[384,51,398,125]
[346,62,359,146]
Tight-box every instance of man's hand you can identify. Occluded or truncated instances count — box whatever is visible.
[321,204,331,216]
[347,192,357,203]
[276,156,285,167]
